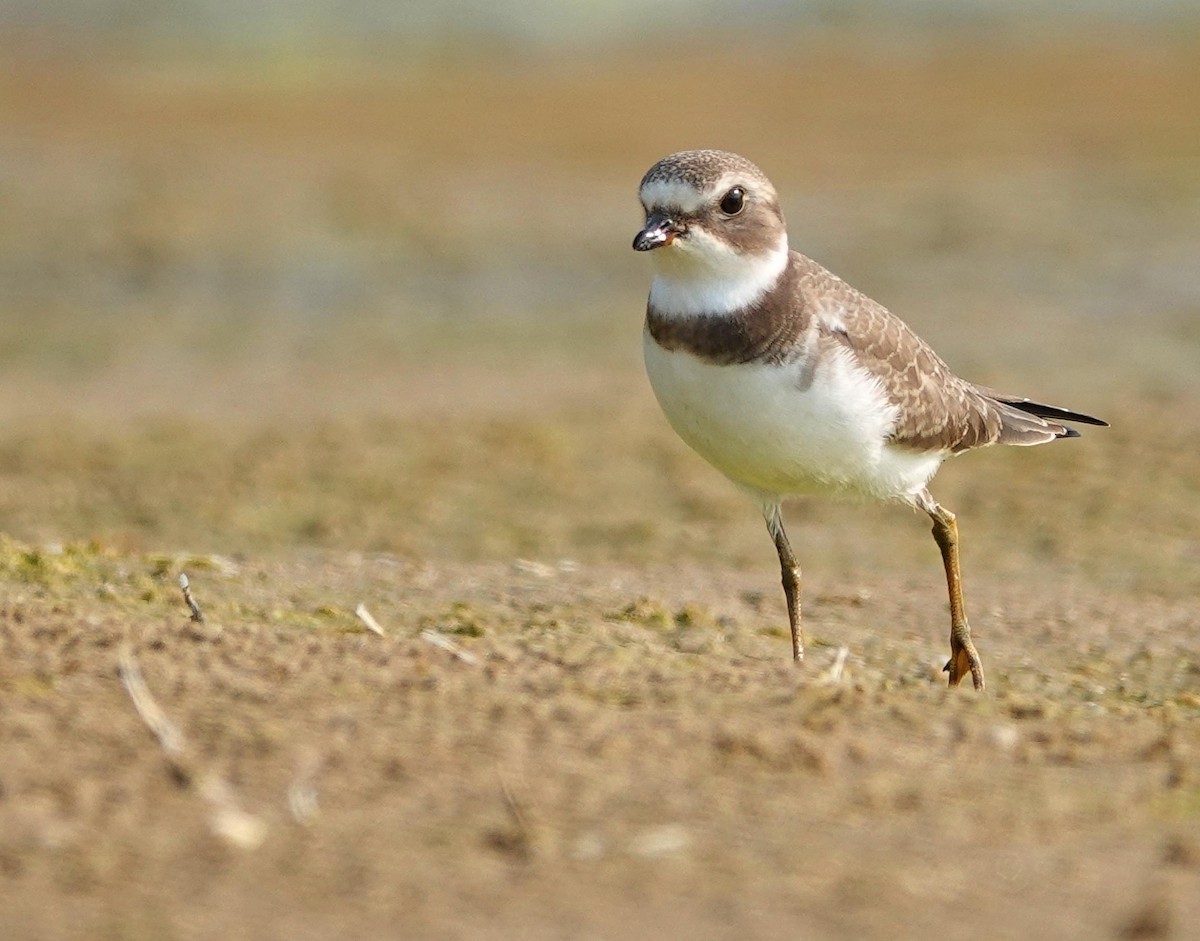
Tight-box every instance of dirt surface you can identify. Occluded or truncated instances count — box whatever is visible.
[2,29,1200,940]
[2,549,1199,941]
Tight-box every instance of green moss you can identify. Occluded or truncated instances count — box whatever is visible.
[612,597,672,631]
[422,601,487,638]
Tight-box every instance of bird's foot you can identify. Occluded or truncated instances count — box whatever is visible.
[943,625,986,691]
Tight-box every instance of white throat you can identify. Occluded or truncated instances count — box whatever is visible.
[648,234,789,318]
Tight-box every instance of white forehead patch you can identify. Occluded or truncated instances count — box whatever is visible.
[639,178,706,214]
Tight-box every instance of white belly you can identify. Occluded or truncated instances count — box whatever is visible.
[643,332,944,502]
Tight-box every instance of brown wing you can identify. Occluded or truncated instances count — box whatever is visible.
[793,255,1006,453]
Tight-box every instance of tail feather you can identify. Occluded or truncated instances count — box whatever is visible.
[974,384,1108,447]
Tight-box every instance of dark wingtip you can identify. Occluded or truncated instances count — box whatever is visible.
[1022,404,1108,428]
[976,387,1108,428]
[1037,408,1108,427]
[1057,427,1082,439]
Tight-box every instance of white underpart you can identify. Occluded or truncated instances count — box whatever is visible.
[648,233,790,317]
[644,331,946,504]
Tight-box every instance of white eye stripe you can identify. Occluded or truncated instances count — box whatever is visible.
[641,177,770,218]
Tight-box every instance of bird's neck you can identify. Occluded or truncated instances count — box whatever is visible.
[648,239,790,318]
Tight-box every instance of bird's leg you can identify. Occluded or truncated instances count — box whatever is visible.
[765,506,803,663]
[917,490,985,691]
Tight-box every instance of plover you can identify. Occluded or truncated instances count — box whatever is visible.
[633,149,1106,690]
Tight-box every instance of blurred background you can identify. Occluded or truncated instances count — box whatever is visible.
[1,1,1198,590]
[5,11,1200,939]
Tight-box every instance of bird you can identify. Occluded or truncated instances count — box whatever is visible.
[632,149,1106,690]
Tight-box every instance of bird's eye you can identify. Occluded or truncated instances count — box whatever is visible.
[719,187,746,215]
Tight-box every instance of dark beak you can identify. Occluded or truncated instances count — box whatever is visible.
[632,212,682,251]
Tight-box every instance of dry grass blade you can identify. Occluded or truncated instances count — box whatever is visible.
[822,646,850,685]
[117,645,266,849]
[354,602,386,636]
[498,771,530,835]
[420,630,479,665]
[118,645,187,763]
[486,769,535,862]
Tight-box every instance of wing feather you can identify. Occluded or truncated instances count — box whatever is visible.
[794,255,1003,453]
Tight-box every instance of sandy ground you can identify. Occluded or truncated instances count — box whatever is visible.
[2,29,1199,940]
[2,550,1198,941]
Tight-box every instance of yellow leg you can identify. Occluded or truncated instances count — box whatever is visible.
[918,491,986,691]
[766,507,803,663]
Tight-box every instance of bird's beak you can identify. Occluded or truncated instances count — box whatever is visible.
[633,212,683,251]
